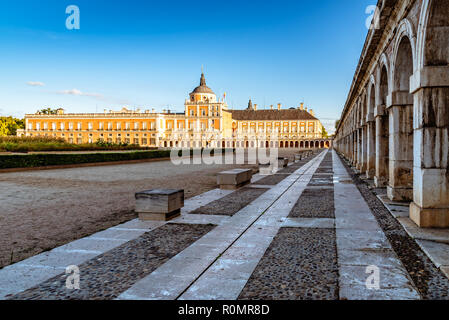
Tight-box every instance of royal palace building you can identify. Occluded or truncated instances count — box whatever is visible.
[21,73,330,149]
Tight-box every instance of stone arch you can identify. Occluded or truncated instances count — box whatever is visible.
[300,141,304,148]
[417,0,449,69]
[391,19,416,92]
[367,77,376,116]
[379,64,389,105]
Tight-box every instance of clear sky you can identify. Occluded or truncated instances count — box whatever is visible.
[0,0,375,133]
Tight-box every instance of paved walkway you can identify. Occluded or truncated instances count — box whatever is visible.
[0,149,441,300]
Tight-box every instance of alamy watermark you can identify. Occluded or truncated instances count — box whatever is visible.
[365,5,380,30]
[66,5,80,30]
[365,265,380,290]
[65,265,80,289]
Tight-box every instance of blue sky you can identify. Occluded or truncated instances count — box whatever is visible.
[0,0,375,133]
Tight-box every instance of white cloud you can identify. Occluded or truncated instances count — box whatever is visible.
[27,81,45,87]
[57,88,103,98]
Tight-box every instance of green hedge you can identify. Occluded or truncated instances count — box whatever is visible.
[0,148,234,169]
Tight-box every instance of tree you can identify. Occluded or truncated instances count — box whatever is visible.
[322,125,329,138]
[335,119,340,131]
[38,108,59,115]
[0,117,25,136]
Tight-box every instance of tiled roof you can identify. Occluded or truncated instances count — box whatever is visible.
[227,109,318,121]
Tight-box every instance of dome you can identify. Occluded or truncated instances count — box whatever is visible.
[191,73,215,95]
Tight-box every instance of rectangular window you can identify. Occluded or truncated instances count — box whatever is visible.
[108,122,112,130]
[52,123,56,130]
[125,122,130,130]
[28,123,32,130]
[141,138,147,145]
[88,123,93,130]
[36,123,41,130]
[134,122,139,130]
[43,123,48,130]
[143,122,148,130]
[150,122,155,130]
[117,122,121,130]
[77,122,82,130]
[99,122,104,130]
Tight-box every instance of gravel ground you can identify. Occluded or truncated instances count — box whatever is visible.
[256,174,290,185]
[239,227,339,300]
[189,187,269,216]
[0,159,258,268]
[289,188,335,218]
[289,153,335,218]
[338,153,449,300]
[8,223,215,300]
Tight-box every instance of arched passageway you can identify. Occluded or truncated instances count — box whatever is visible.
[388,35,414,201]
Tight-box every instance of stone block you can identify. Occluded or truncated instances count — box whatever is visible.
[217,169,252,190]
[135,189,184,221]
[410,202,449,228]
[259,164,274,176]
[277,157,288,168]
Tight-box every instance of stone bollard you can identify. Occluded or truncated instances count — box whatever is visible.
[277,157,289,168]
[259,163,274,175]
[294,154,302,162]
[217,169,253,190]
[135,189,184,221]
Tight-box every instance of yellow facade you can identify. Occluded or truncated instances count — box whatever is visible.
[22,73,327,148]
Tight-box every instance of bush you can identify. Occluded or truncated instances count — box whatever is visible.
[0,148,233,169]
[0,136,150,152]
[0,150,172,169]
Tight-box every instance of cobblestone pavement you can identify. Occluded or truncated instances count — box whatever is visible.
[8,224,214,300]
[239,228,339,300]
[2,149,446,300]
[189,187,269,216]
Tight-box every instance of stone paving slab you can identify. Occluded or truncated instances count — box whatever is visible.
[281,217,335,229]
[397,217,449,244]
[415,240,449,269]
[0,265,65,300]
[339,265,418,298]
[332,150,421,300]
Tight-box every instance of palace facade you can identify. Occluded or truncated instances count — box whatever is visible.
[21,73,330,149]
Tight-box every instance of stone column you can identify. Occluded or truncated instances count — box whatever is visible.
[374,104,389,187]
[386,91,414,201]
[358,127,367,172]
[409,67,449,227]
[366,114,376,178]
